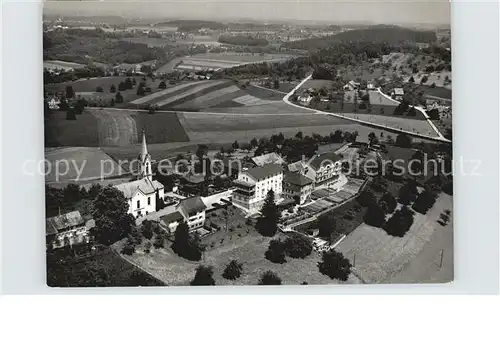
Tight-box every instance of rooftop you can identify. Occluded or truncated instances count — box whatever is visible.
[160,211,184,224]
[308,151,342,170]
[284,170,313,187]
[251,152,285,167]
[179,196,207,216]
[114,178,164,199]
[46,210,85,236]
[244,164,283,181]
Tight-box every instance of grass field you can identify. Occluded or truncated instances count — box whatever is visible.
[117,207,360,285]
[336,193,453,283]
[45,109,189,148]
[45,146,126,183]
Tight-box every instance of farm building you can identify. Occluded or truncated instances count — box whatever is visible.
[46,210,93,249]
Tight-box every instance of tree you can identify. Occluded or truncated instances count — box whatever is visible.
[121,237,136,255]
[95,86,104,93]
[74,98,85,114]
[136,85,145,96]
[409,76,415,83]
[118,82,127,91]
[384,206,414,237]
[148,104,156,114]
[284,234,313,259]
[395,133,412,148]
[232,140,239,149]
[190,265,215,286]
[368,132,377,146]
[363,203,385,228]
[379,192,397,214]
[250,138,258,148]
[115,92,124,103]
[66,107,76,120]
[158,80,167,89]
[258,270,282,285]
[256,190,279,237]
[412,189,437,214]
[398,181,418,205]
[357,190,376,207]
[172,221,205,261]
[318,250,352,281]
[141,220,154,240]
[110,84,116,93]
[125,77,133,89]
[265,239,287,263]
[65,85,74,99]
[222,260,243,280]
[153,232,165,249]
[91,186,134,245]
[318,215,335,241]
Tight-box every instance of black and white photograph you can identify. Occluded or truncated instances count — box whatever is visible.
[43,0,454,287]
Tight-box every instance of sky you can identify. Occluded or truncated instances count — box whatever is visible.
[44,0,451,26]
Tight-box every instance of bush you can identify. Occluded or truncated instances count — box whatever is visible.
[412,190,437,214]
[384,206,414,237]
[318,250,352,281]
[190,265,215,286]
[222,260,243,280]
[95,86,104,93]
[284,235,313,259]
[258,271,282,285]
[398,181,419,205]
[379,192,397,214]
[158,81,167,89]
[265,239,287,264]
[363,204,386,228]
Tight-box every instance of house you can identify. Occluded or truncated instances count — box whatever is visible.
[297,92,313,106]
[160,211,184,234]
[251,152,285,167]
[48,97,60,110]
[393,88,405,101]
[232,164,283,212]
[367,82,376,90]
[343,80,360,91]
[282,170,314,205]
[177,196,207,231]
[114,131,165,218]
[307,151,343,189]
[46,210,91,249]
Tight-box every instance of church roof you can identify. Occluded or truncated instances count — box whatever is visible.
[138,130,149,163]
[114,178,164,199]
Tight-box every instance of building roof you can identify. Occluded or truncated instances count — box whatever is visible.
[114,178,164,199]
[160,211,184,224]
[284,171,313,187]
[251,152,284,167]
[308,151,342,170]
[179,196,207,216]
[182,173,205,184]
[46,210,85,236]
[244,164,283,181]
[394,88,405,95]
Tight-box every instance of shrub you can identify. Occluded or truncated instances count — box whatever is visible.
[190,265,215,286]
[363,204,386,228]
[284,235,313,259]
[384,206,414,237]
[258,271,282,285]
[412,190,437,214]
[318,250,352,281]
[265,239,286,264]
[222,260,243,280]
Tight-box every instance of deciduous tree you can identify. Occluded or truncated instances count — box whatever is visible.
[318,250,352,281]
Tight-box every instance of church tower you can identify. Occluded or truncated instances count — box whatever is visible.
[138,130,152,181]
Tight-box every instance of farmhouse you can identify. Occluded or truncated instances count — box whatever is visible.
[114,132,165,218]
[232,164,283,212]
[282,170,314,205]
[297,92,313,106]
[46,210,92,249]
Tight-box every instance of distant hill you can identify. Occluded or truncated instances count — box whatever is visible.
[155,20,226,31]
[284,26,437,51]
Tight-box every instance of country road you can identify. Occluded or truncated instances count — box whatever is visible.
[283,74,451,144]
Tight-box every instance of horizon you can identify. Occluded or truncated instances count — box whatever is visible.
[43,0,451,27]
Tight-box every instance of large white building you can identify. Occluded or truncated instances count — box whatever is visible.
[114,132,164,218]
[232,164,283,212]
[288,150,344,190]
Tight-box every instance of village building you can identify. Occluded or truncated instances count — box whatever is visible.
[297,92,313,106]
[282,170,314,205]
[343,80,360,91]
[306,151,344,189]
[46,210,93,249]
[114,132,165,218]
[392,87,405,101]
[251,152,285,167]
[232,164,283,212]
[177,196,208,232]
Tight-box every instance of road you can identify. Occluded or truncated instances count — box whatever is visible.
[282,74,451,144]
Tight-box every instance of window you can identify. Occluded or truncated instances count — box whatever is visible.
[147,197,151,205]
[137,200,140,208]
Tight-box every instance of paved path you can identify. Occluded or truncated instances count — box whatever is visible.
[283,75,451,144]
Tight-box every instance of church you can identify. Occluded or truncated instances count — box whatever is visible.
[114,131,165,218]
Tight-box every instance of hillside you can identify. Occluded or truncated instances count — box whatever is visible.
[284,26,437,51]
[154,20,226,31]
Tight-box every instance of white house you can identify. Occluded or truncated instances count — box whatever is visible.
[46,210,93,249]
[307,151,344,189]
[114,131,165,218]
[297,92,313,106]
[232,164,283,212]
[282,170,314,205]
[177,196,207,232]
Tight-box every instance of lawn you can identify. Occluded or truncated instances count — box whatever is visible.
[335,193,453,283]
[244,85,286,100]
[47,245,165,287]
[45,110,99,147]
[120,206,360,285]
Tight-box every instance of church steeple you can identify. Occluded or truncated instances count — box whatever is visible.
[138,130,152,181]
